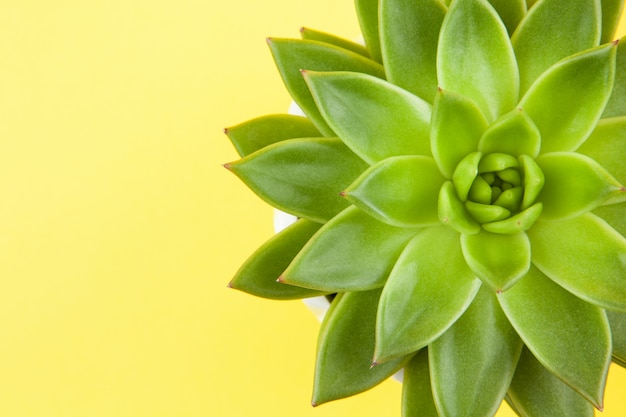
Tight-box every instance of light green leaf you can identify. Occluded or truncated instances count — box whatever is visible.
[461,230,530,292]
[577,116,626,184]
[498,265,612,409]
[535,152,624,220]
[482,203,543,234]
[478,108,541,158]
[528,213,626,312]
[312,290,411,406]
[267,38,385,136]
[519,154,545,210]
[354,0,382,63]
[487,0,526,35]
[507,348,595,417]
[606,310,626,367]
[299,27,370,58]
[430,286,523,417]
[602,38,626,117]
[511,0,601,94]
[452,152,482,201]
[343,156,445,227]
[225,114,321,157]
[282,206,418,291]
[439,181,482,235]
[593,203,626,237]
[380,0,446,103]
[431,89,488,178]
[375,227,481,363]
[225,138,368,223]
[520,42,617,153]
[402,349,439,417]
[601,0,625,43]
[438,0,519,122]
[229,219,327,299]
[304,71,432,165]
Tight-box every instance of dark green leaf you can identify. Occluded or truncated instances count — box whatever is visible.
[300,27,370,58]
[354,0,382,62]
[577,116,626,184]
[487,0,526,35]
[600,0,625,43]
[593,203,626,237]
[606,310,626,367]
[402,349,438,417]
[312,289,411,405]
[498,265,612,409]
[602,38,626,117]
[225,137,368,223]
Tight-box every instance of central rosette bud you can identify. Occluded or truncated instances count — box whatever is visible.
[439,151,545,235]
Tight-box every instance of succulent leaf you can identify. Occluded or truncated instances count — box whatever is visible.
[601,0,626,43]
[577,116,626,183]
[481,203,543,234]
[486,0,526,35]
[438,181,481,234]
[511,0,601,95]
[225,114,321,157]
[299,27,370,58]
[606,310,626,366]
[603,38,626,117]
[430,286,523,417]
[520,42,617,153]
[375,227,481,363]
[498,265,612,409]
[304,71,432,164]
[507,348,595,417]
[460,230,531,292]
[401,349,439,417]
[593,202,626,236]
[282,206,418,291]
[313,290,412,406]
[379,0,446,103]
[268,38,385,136]
[477,108,541,158]
[354,0,382,63]
[229,219,327,299]
[343,156,445,227]
[225,137,368,223]
[437,0,519,122]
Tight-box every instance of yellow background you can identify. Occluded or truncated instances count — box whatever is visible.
[0,0,623,416]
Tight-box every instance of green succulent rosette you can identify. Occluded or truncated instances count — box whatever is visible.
[224,0,626,415]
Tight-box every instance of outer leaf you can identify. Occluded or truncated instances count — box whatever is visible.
[603,38,626,117]
[438,0,519,122]
[430,285,523,417]
[487,0,526,35]
[375,227,481,363]
[229,219,327,299]
[593,203,626,237]
[477,108,541,158]
[380,0,446,103]
[267,38,385,136]
[402,349,439,417]
[577,116,626,184]
[304,71,432,164]
[354,0,382,62]
[601,0,625,43]
[535,152,624,220]
[498,265,612,409]
[511,0,601,94]
[225,114,321,157]
[312,290,411,406]
[606,310,626,366]
[431,89,489,178]
[529,214,626,312]
[282,206,418,291]
[461,230,530,292]
[343,156,445,227]
[507,348,595,417]
[225,138,368,223]
[520,42,617,153]
[299,27,370,58]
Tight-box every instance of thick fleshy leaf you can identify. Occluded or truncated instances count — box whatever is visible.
[299,27,370,58]
[593,203,626,237]
[603,38,626,117]
[430,286,523,417]
[229,219,327,299]
[507,348,595,417]
[577,116,626,184]
[312,290,411,406]
[267,38,385,136]
[282,206,418,291]
[304,71,432,164]
[535,152,624,220]
[380,0,446,103]
[439,181,481,235]
[498,265,612,409]
[225,114,321,157]
[606,310,626,366]
[461,230,530,292]
[520,42,617,153]
[478,108,541,158]
[529,214,626,312]
[511,0,601,94]
[343,156,445,227]
[487,0,526,35]
[354,0,382,63]
[402,349,438,417]
[601,0,625,43]
[225,138,368,223]
[431,89,488,178]
[375,227,481,363]
[482,203,543,234]
[437,0,519,122]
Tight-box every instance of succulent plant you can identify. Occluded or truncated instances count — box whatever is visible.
[224,0,626,415]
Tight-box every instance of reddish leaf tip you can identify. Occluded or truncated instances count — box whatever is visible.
[223,127,229,135]
[612,38,620,46]
[276,275,286,283]
[370,361,378,369]
[222,162,233,171]
[339,191,347,197]
[311,401,318,408]
[299,27,306,33]
[226,280,234,288]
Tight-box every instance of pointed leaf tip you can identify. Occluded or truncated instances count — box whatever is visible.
[276,275,285,283]
[222,162,232,171]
